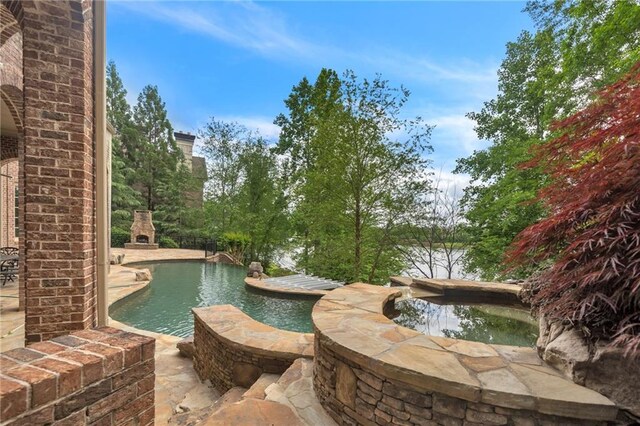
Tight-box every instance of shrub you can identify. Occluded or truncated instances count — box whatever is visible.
[111,227,130,248]
[219,231,251,264]
[159,236,179,248]
[506,63,640,356]
[265,265,296,277]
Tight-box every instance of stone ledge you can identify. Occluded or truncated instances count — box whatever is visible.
[312,283,618,423]
[392,276,525,306]
[192,305,314,392]
[192,305,314,360]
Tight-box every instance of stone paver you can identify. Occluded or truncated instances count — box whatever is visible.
[313,282,618,422]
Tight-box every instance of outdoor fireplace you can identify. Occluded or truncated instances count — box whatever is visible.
[125,210,159,249]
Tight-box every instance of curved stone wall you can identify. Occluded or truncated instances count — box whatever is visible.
[193,305,314,392]
[312,283,619,426]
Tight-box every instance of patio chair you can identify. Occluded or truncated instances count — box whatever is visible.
[1,258,18,286]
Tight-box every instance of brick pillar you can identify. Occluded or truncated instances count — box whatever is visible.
[21,1,97,343]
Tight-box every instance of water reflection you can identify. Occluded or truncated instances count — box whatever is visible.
[393,298,538,347]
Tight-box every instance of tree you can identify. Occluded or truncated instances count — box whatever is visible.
[398,172,468,279]
[106,61,142,228]
[200,119,290,266]
[456,0,640,279]
[199,119,245,235]
[507,63,640,355]
[276,69,432,283]
[274,69,342,268]
[235,138,289,265]
[132,85,182,211]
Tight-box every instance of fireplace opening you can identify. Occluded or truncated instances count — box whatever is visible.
[136,235,149,244]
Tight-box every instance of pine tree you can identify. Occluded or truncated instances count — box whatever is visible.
[132,85,182,211]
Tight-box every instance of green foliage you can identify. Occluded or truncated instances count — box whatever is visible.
[133,85,183,211]
[219,231,251,264]
[158,236,179,249]
[200,119,290,266]
[265,265,296,278]
[110,227,130,248]
[276,69,432,284]
[107,61,143,217]
[456,0,640,279]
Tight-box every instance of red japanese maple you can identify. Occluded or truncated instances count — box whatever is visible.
[507,62,640,355]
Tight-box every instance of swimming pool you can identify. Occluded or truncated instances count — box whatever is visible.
[110,261,316,337]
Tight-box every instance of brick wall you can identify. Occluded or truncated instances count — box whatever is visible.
[17,0,99,342]
[0,327,155,425]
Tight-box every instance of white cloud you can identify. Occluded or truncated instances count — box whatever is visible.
[431,114,483,155]
[219,115,282,140]
[113,1,498,90]
[114,1,319,61]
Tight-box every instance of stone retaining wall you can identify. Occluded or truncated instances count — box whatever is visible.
[192,305,313,392]
[312,283,619,426]
[0,327,155,425]
[314,334,609,426]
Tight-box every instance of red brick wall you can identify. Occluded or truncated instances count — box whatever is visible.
[18,0,98,342]
[0,158,19,247]
[0,327,155,425]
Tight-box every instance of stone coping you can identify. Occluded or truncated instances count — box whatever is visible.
[245,277,329,297]
[192,305,314,360]
[312,283,618,421]
[391,276,525,306]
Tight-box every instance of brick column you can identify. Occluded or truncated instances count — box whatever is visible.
[21,1,97,343]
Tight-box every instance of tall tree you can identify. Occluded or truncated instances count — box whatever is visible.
[456,0,640,279]
[106,61,141,227]
[274,69,342,268]
[132,85,182,211]
[277,70,432,283]
[507,63,640,355]
[199,119,245,235]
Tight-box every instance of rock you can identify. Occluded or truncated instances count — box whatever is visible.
[336,361,356,410]
[110,253,125,265]
[232,362,262,388]
[247,262,263,277]
[135,268,152,281]
[177,336,195,359]
[542,328,590,383]
[538,317,640,418]
[252,271,260,279]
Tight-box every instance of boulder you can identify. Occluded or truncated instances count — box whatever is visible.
[110,253,125,265]
[538,317,640,418]
[135,268,152,282]
[177,335,195,359]
[247,262,263,277]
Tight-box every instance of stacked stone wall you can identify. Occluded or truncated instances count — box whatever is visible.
[193,316,296,392]
[313,335,609,426]
[0,327,155,425]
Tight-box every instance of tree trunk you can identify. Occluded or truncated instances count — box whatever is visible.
[354,195,362,281]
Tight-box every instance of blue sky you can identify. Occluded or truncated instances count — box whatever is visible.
[107,1,534,188]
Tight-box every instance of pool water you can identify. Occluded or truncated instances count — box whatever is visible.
[393,298,539,347]
[110,261,316,337]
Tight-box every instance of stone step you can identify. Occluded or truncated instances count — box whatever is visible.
[168,386,246,426]
[264,358,337,425]
[242,373,280,400]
